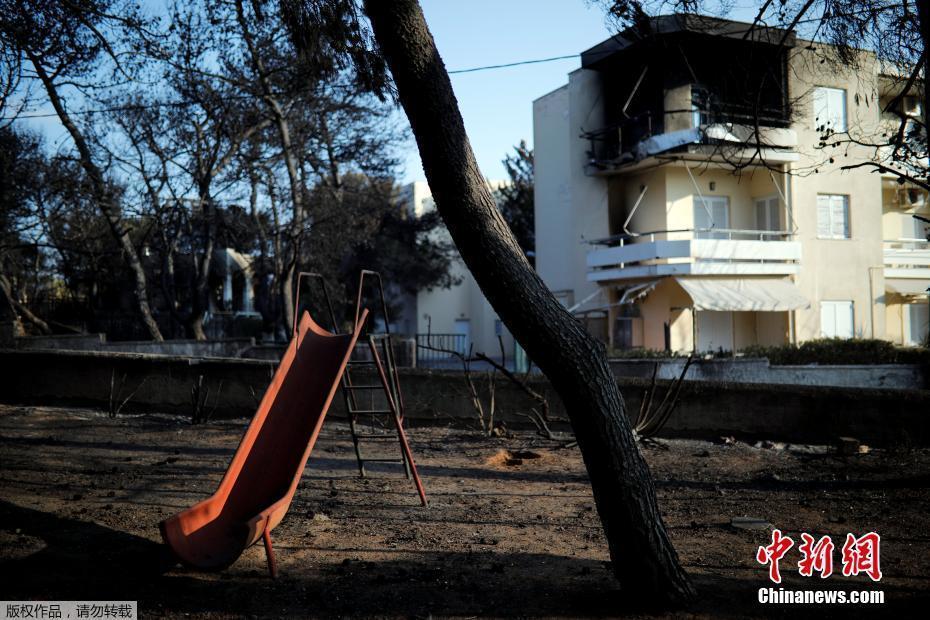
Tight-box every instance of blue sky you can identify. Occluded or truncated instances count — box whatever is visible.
[18,1,764,185]
[409,0,614,183]
[19,0,614,184]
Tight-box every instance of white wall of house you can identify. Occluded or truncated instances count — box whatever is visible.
[399,181,517,360]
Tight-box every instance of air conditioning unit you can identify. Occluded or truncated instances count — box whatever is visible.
[898,188,927,209]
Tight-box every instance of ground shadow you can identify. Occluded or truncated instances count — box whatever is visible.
[1,500,927,617]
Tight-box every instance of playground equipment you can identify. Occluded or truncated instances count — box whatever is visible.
[310,270,424,486]
[160,271,427,577]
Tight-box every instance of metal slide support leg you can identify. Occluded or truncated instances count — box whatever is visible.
[346,411,367,477]
[369,337,428,507]
[262,522,278,579]
[380,338,412,479]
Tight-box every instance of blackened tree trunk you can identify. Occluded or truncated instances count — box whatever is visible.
[919,0,930,181]
[27,52,164,341]
[362,0,694,603]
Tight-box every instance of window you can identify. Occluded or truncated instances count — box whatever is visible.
[817,194,850,239]
[821,301,854,339]
[813,87,847,132]
[693,196,730,239]
[907,304,929,346]
[754,196,781,233]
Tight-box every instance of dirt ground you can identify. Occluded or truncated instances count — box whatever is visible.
[1,404,928,618]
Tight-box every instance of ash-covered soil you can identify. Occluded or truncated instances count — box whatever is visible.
[1,404,928,618]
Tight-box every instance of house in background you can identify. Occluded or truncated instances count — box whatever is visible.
[398,181,518,365]
[533,14,929,353]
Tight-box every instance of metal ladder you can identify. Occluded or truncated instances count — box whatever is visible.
[295,270,427,507]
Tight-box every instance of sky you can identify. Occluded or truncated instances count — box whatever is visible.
[16,1,765,186]
[16,0,615,185]
[407,0,614,183]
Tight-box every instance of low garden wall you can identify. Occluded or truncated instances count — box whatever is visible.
[609,357,926,390]
[14,334,256,358]
[1,348,928,446]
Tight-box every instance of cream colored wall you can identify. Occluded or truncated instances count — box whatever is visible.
[611,168,668,237]
[408,181,515,358]
[885,296,906,344]
[637,278,693,351]
[568,69,611,306]
[757,312,790,346]
[664,166,787,235]
[533,85,575,296]
[883,185,930,239]
[787,46,886,341]
[669,307,694,352]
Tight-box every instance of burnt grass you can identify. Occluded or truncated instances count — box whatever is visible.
[1,404,929,618]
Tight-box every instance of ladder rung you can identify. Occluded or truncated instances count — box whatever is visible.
[347,359,378,365]
[343,384,383,390]
[349,408,395,415]
[360,458,404,463]
[355,433,397,440]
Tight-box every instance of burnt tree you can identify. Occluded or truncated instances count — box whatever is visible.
[360,0,694,603]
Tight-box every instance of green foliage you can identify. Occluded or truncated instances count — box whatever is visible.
[497,141,534,261]
[741,339,930,366]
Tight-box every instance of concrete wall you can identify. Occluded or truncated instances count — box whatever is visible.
[609,357,925,390]
[1,348,928,446]
[14,334,256,358]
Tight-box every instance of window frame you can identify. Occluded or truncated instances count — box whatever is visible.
[820,300,855,339]
[816,194,851,240]
[693,195,731,239]
[812,86,848,133]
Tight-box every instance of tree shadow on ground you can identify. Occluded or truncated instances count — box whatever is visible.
[1,499,926,618]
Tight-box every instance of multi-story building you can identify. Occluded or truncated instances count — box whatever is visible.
[398,181,517,364]
[534,14,929,353]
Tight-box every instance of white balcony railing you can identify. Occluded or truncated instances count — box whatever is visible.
[587,229,801,282]
[884,238,930,279]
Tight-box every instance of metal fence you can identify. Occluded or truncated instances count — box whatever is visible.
[415,333,468,366]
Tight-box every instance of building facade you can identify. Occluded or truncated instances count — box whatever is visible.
[534,14,929,353]
[399,181,517,364]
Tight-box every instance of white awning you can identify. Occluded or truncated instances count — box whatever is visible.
[675,277,810,311]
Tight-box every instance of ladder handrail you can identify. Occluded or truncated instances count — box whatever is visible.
[293,272,340,337]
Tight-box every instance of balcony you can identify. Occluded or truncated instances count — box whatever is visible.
[884,238,930,282]
[587,230,801,282]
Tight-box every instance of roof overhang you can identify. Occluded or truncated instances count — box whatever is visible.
[886,278,930,296]
[581,14,795,69]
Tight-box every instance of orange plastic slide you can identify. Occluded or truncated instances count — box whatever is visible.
[160,309,368,574]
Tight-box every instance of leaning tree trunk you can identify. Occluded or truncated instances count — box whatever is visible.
[919,0,930,188]
[362,0,694,603]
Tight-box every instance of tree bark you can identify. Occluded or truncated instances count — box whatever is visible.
[918,0,929,183]
[362,0,694,603]
[26,51,164,341]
